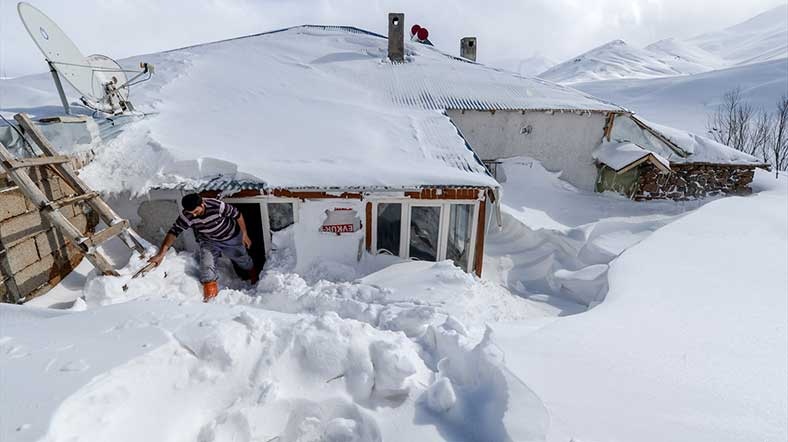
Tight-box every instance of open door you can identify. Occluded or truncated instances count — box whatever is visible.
[230,203,267,273]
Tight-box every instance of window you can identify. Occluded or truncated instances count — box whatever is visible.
[409,206,441,261]
[376,203,401,255]
[267,203,294,232]
[446,204,474,270]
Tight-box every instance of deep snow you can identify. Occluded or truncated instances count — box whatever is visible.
[494,169,788,442]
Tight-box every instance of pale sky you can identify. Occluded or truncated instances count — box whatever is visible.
[0,0,785,78]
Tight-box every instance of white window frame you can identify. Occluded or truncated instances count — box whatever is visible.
[370,199,480,272]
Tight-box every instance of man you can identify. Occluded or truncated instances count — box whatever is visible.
[148,193,257,302]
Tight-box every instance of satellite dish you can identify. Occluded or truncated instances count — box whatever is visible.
[17,2,152,115]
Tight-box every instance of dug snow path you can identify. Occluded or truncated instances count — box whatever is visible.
[1,258,550,442]
[493,171,788,442]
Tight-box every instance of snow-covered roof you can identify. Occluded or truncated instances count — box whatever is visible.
[643,120,766,165]
[135,25,623,191]
[3,25,629,192]
[593,141,670,173]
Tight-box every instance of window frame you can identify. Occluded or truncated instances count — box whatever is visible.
[371,198,480,272]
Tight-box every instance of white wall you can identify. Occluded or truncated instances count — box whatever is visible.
[447,110,607,190]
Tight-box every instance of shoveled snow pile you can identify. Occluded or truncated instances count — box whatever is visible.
[1,250,549,442]
[494,169,788,442]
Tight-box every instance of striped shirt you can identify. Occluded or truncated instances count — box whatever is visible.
[169,198,240,242]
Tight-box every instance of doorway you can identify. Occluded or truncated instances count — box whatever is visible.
[230,203,267,273]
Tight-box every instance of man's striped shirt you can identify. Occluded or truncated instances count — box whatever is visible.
[169,198,240,242]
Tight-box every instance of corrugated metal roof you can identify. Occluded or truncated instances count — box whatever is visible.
[160,25,623,113]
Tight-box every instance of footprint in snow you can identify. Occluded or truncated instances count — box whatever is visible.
[59,359,90,372]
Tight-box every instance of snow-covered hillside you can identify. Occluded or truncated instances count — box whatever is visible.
[541,4,787,84]
[685,3,788,66]
[539,39,719,84]
[576,57,788,134]
[488,55,557,77]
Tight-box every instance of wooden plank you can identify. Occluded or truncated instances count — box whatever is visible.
[603,112,616,142]
[365,202,372,252]
[472,199,487,277]
[2,155,72,170]
[85,220,129,248]
[47,192,99,209]
[15,113,146,255]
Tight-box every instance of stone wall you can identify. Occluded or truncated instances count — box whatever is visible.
[633,162,758,201]
[0,154,98,303]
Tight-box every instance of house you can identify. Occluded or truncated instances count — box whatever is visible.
[1,17,768,289]
[121,23,635,276]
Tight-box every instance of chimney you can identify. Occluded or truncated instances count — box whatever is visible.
[460,37,477,61]
[388,13,405,63]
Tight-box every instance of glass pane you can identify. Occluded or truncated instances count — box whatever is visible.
[446,204,474,270]
[268,203,294,232]
[376,203,402,255]
[409,206,441,261]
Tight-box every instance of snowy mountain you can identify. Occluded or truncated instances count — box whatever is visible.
[575,57,788,135]
[686,3,788,65]
[541,4,788,84]
[538,39,716,84]
[488,54,557,77]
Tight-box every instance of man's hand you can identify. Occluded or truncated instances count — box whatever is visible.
[148,253,165,267]
[242,233,252,249]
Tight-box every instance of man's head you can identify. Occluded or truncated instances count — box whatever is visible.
[182,193,205,216]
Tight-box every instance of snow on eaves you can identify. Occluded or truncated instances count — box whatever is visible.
[643,119,765,165]
[593,141,670,172]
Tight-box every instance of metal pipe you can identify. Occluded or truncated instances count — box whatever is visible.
[48,61,70,115]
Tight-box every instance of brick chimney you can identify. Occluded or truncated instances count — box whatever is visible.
[388,13,405,63]
[461,37,477,61]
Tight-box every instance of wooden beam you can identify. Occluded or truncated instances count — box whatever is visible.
[365,202,373,252]
[603,112,616,142]
[2,155,71,170]
[472,200,487,277]
[85,220,129,248]
[47,192,99,209]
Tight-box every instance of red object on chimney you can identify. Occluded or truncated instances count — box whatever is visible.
[411,24,421,36]
[417,27,429,41]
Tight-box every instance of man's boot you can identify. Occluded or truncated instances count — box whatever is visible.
[248,266,259,285]
[203,280,219,302]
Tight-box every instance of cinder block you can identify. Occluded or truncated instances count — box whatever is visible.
[35,228,68,258]
[0,210,49,243]
[0,188,29,221]
[39,178,64,202]
[7,237,40,274]
[14,254,55,296]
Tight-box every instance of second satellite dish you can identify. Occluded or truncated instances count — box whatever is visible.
[17,2,153,115]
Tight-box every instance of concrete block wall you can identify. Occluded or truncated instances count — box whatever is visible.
[0,156,98,303]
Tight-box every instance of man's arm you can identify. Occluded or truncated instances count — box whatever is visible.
[148,233,177,266]
[237,213,252,248]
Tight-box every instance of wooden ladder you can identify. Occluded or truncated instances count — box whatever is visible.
[0,113,147,276]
